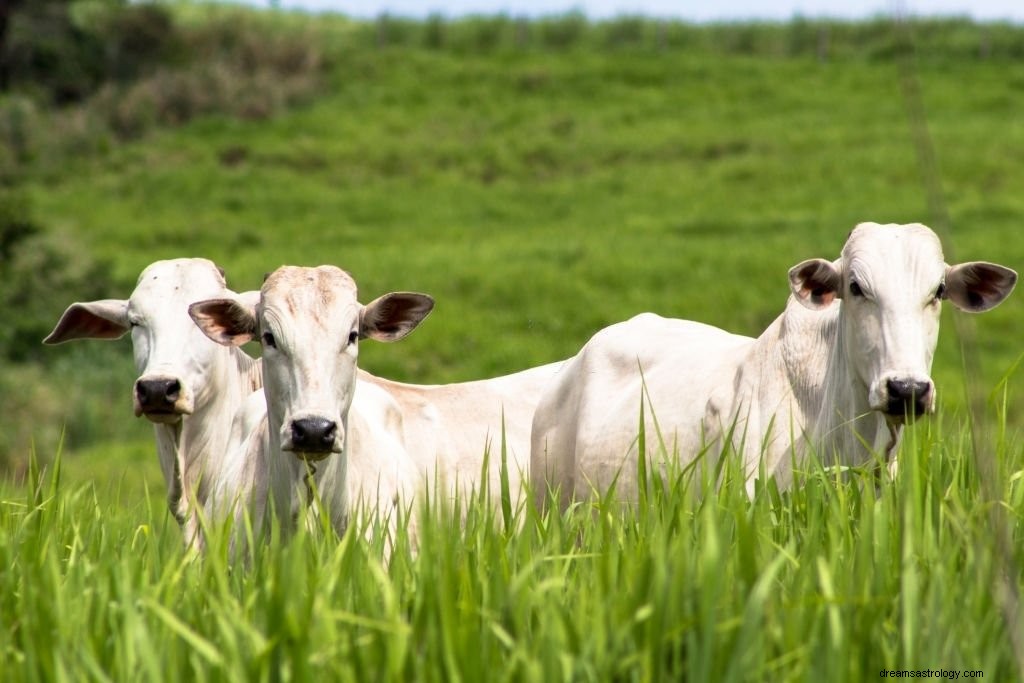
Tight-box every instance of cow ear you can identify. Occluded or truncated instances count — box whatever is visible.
[44,300,130,344]
[360,292,434,342]
[789,258,842,310]
[944,262,1017,312]
[189,297,258,346]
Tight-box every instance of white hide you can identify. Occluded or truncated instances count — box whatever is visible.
[531,223,1017,509]
[358,359,565,511]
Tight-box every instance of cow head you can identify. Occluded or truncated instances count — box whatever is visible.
[789,222,1016,422]
[44,258,243,425]
[189,265,434,461]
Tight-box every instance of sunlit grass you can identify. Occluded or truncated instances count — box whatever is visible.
[2,403,1021,681]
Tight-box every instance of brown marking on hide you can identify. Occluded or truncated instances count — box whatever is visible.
[262,266,358,324]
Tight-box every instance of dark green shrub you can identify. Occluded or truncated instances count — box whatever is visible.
[3,1,180,104]
[602,16,649,49]
[0,189,115,363]
[423,13,446,49]
[466,15,512,52]
[5,0,106,104]
[96,2,182,82]
[0,95,36,177]
[538,12,587,50]
[374,13,419,48]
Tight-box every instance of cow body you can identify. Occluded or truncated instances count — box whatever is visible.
[359,359,565,510]
[44,259,263,544]
[531,223,1017,508]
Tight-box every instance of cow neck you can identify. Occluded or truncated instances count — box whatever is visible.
[263,410,352,536]
[315,411,351,533]
[152,422,185,523]
[159,346,263,533]
[780,297,892,467]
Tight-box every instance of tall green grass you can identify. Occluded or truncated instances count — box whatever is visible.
[3,401,1021,680]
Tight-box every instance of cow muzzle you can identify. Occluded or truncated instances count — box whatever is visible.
[873,375,935,423]
[283,416,342,462]
[134,376,193,424]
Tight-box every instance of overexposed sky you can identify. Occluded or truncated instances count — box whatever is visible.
[238,0,1024,22]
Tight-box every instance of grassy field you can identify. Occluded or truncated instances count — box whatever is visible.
[3,7,1024,680]
[3,411,1022,680]
[28,18,1024,435]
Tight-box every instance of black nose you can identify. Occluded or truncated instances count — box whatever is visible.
[291,417,337,453]
[135,378,181,413]
[886,378,932,418]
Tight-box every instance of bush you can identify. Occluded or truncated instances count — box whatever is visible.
[2,1,183,105]
[0,189,115,363]
[602,16,649,49]
[537,12,587,50]
[0,95,37,179]
[4,0,107,104]
[0,188,127,472]
[95,2,184,82]
[373,13,420,48]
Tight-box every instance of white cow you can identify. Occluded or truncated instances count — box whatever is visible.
[43,259,263,544]
[189,265,433,545]
[531,223,1017,509]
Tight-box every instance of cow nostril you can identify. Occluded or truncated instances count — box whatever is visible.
[165,379,181,401]
[914,381,931,399]
[322,421,337,443]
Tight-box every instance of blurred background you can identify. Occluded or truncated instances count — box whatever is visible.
[1,0,1022,497]
[232,0,1024,22]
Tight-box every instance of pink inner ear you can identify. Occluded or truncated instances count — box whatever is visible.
[813,290,836,306]
[790,259,840,310]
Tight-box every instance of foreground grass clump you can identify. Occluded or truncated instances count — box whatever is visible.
[2,410,1021,681]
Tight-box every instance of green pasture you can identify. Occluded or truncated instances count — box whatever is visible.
[2,7,1024,680]
[28,23,1024,452]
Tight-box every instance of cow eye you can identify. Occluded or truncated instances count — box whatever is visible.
[347,330,359,346]
[262,331,277,349]
[935,282,946,300]
[849,281,864,297]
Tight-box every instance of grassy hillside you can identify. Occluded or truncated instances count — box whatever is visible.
[19,10,1024,474]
